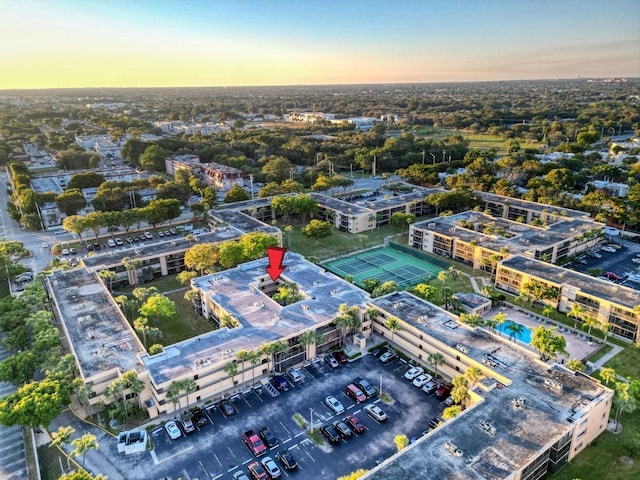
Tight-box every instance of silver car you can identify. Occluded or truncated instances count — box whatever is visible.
[325,395,345,415]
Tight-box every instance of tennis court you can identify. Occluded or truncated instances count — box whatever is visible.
[324,246,444,289]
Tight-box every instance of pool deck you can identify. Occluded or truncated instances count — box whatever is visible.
[481,306,599,361]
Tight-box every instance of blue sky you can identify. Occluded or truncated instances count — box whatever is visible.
[0,0,638,88]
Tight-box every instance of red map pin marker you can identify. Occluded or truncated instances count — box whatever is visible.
[266,246,287,281]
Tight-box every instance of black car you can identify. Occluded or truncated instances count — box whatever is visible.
[87,244,94,251]
[126,237,134,244]
[191,408,209,427]
[93,243,101,250]
[259,427,279,448]
[332,420,352,439]
[370,347,387,358]
[271,375,289,391]
[354,377,376,398]
[219,400,235,416]
[320,425,341,444]
[275,449,297,471]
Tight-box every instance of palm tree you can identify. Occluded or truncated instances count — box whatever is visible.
[492,312,507,336]
[569,303,584,330]
[283,225,293,249]
[224,361,239,393]
[464,366,483,388]
[584,314,598,337]
[50,425,75,449]
[427,352,445,380]
[600,367,616,386]
[385,317,401,343]
[167,381,182,413]
[236,350,251,387]
[506,322,525,342]
[70,433,99,468]
[248,350,261,386]
[367,308,379,321]
[133,316,149,348]
[98,269,118,291]
[181,378,197,411]
[484,318,498,334]
[541,305,554,319]
[599,319,612,343]
[437,270,449,285]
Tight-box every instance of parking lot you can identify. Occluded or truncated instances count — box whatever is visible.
[149,352,447,480]
[565,236,640,288]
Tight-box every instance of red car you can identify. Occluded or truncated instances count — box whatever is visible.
[345,414,365,433]
[248,461,268,480]
[333,351,348,364]
[604,272,621,281]
[436,384,452,400]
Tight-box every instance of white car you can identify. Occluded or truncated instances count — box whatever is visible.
[287,369,303,383]
[404,366,424,380]
[589,252,602,258]
[601,246,616,253]
[164,420,182,440]
[107,238,116,247]
[325,395,345,415]
[413,374,433,388]
[632,258,640,264]
[379,351,396,363]
[62,248,70,255]
[364,404,388,422]
[42,242,49,248]
[261,456,281,479]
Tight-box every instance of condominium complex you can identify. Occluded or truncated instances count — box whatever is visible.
[165,154,244,191]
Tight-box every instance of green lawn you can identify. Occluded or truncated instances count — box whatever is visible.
[155,290,212,346]
[38,444,69,480]
[115,274,184,295]
[282,220,404,260]
[604,343,640,380]
[551,410,640,479]
[588,345,613,363]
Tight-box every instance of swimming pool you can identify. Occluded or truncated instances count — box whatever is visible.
[496,320,533,344]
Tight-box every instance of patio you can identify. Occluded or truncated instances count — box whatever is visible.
[482,306,600,361]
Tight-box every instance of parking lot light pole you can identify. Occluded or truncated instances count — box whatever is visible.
[379,374,384,398]
[309,408,314,432]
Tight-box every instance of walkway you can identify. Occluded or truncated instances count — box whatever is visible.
[0,336,29,480]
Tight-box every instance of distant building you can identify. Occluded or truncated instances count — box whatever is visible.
[454,292,492,315]
[75,135,121,158]
[165,154,243,191]
[590,180,629,197]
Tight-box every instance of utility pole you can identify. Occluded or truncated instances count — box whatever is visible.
[422,150,425,165]
[442,150,446,163]
[430,153,436,164]
[249,174,254,199]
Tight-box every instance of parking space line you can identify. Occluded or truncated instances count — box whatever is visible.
[279,421,292,436]
[199,460,211,479]
[149,450,159,465]
[347,404,356,410]
[240,394,252,408]
[242,458,252,465]
[228,446,239,462]
[213,453,223,468]
[294,432,304,438]
[251,388,264,402]
[283,438,292,444]
[157,445,193,464]
[213,474,223,480]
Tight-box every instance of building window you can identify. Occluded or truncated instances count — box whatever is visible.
[194,374,199,380]
[196,396,201,402]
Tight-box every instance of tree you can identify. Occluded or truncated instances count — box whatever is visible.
[385,317,401,343]
[70,433,99,468]
[50,425,75,449]
[443,405,462,419]
[567,359,586,372]
[224,184,251,203]
[177,270,198,286]
[437,270,449,284]
[464,366,483,387]
[140,144,169,171]
[0,350,38,385]
[394,434,409,452]
[236,350,251,387]
[262,156,294,182]
[225,361,239,392]
[569,303,584,330]
[337,470,368,480]
[56,189,87,216]
[409,283,437,301]
[389,212,415,233]
[506,322,525,342]
[427,352,445,379]
[144,198,181,228]
[600,367,616,386]
[133,317,150,348]
[302,219,333,239]
[492,312,507,336]
[299,330,325,361]
[599,319,612,344]
[583,314,598,337]
[531,326,567,361]
[149,344,164,355]
[613,381,637,432]
[58,470,107,480]
[98,269,117,292]
[372,280,397,298]
[91,186,129,212]
[184,242,219,275]
[156,182,192,206]
[139,294,176,327]
[0,378,70,427]
[450,375,470,406]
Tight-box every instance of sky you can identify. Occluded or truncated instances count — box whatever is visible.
[0,0,639,89]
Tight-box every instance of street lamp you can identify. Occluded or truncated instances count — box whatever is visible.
[379,374,385,398]
[421,150,425,165]
[442,150,446,163]
[309,408,314,432]
[430,153,436,165]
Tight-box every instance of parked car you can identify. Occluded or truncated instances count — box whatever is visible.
[320,424,341,444]
[233,471,250,480]
[87,243,94,251]
[354,377,376,398]
[364,405,388,422]
[115,238,124,246]
[62,248,70,255]
[345,383,366,403]
[164,420,182,440]
[632,258,640,264]
[69,247,77,254]
[144,231,153,240]
[247,461,268,480]
[601,246,616,253]
[42,242,49,248]
[126,237,134,244]
[333,351,348,364]
[259,427,279,448]
[107,239,116,248]
[219,399,235,416]
[380,351,396,363]
[589,251,602,258]
[332,420,353,438]
[261,456,281,479]
[325,355,339,369]
[422,380,438,394]
[345,414,365,433]
[180,415,195,433]
[271,375,289,391]
[287,369,303,383]
[159,231,165,237]
[436,384,452,400]
[370,347,386,358]
[191,407,209,427]
[604,271,621,281]
[93,242,101,250]
[404,366,424,380]
[275,449,298,471]
[413,374,433,388]
[325,395,345,415]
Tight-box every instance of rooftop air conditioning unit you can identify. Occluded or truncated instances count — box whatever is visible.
[428,223,436,228]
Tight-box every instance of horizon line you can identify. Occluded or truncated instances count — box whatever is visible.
[1,76,638,93]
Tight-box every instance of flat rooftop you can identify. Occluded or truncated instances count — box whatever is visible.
[481,192,589,219]
[141,253,370,385]
[367,291,609,480]
[502,255,640,310]
[47,268,144,379]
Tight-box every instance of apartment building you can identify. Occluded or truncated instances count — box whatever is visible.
[364,291,613,480]
[165,154,243,191]
[496,255,640,341]
[409,211,603,270]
